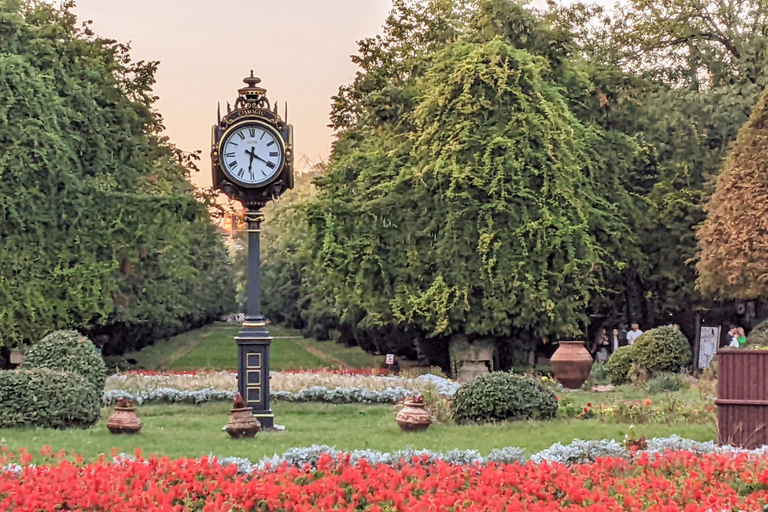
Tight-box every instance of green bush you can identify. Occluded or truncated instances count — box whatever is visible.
[585,361,611,386]
[22,330,107,393]
[0,369,101,428]
[451,372,557,424]
[605,346,635,385]
[633,327,692,374]
[645,372,687,393]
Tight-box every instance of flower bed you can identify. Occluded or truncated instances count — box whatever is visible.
[4,445,768,510]
[103,372,458,405]
[557,395,716,424]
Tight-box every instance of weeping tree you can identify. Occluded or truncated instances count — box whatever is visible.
[696,84,768,299]
[307,36,624,366]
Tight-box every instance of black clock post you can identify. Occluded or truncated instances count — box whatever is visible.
[237,208,274,428]
[211,71,294,430]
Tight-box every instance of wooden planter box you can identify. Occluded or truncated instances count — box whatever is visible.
[716,348,768,448]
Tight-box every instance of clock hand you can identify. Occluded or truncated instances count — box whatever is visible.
[246,150,255,172]
[246,147,269,165]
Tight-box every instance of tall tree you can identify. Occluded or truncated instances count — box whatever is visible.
[696,84,768,299]
[0,1,235,352]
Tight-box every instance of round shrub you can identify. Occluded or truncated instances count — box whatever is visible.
[633,326,692,374]
[0,368,100,428]
[21,330,107,393]
[451,372,557,424]
[605,346,634,385]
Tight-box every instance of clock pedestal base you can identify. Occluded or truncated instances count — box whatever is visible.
[236,323,274,430]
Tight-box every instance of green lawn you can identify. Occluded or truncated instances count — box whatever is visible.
[0,402,717,463]
[119,323,384,371]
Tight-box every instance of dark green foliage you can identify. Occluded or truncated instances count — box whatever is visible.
[308,35,622,353]
[605,346,635,385]
[646,372,686,394]
[21,330,107,393]
[0,369,100,429]
[0,1,235,351]
[451,372,557,423]
[632,327,692,374]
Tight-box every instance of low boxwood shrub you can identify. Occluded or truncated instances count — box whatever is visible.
[22,330,107,393]
[633,327,692,374]
[451,372,557,424]
[0,368,100,428]
[605,346,634,385]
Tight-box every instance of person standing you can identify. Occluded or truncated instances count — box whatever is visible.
[727,325,739,348]
[626,323,643,345]
[610,328,620,353]
[737,327,748,347]
[595,328,609,361]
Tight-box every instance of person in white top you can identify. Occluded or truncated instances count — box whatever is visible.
[611,328,620,352]
[626,323,643,345]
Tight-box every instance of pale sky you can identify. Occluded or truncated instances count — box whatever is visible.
[70,0,556,188]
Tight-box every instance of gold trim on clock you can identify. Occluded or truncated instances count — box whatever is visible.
[246,353,262,369]
[217,120,286,188]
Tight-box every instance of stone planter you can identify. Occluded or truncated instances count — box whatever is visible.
[226,407,261,438]
[106,399,142,434]
[396,398,431,432]
[550,340,593,390]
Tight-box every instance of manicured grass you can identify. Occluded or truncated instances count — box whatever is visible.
[121,322,383,371]
[0,402,717,463]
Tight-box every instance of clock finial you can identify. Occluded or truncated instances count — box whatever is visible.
[239,70,266,100]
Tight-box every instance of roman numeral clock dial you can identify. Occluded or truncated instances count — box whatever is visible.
[219,123,285,187]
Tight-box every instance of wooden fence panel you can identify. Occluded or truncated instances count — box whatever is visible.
[716,349,768,448]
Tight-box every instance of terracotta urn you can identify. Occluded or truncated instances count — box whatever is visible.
[106,398,142,434]
[550,340,593,390]
[226,393,261,439]
[396,396,432,432]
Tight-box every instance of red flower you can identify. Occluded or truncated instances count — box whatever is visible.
[1,449,766,510]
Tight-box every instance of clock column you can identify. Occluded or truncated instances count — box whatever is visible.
[235,208,275,429]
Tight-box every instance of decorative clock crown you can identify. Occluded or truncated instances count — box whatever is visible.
[238,70,267,99]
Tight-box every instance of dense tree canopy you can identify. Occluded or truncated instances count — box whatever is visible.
[309,37,622,344]
[252,0,768,367]
[696,84,768,299]
[0,1,235,353]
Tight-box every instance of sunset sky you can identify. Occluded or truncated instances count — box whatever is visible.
[71,0,395,187]
[70,0,558,189]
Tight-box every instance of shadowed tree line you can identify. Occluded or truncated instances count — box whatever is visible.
[0,1,236,355]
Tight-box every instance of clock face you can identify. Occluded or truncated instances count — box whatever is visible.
[219,123,285,187]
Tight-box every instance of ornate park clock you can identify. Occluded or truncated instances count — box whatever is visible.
[211,71,294,429]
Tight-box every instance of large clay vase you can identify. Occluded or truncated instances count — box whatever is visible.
[550,341,593,390]
[106,406,142,434]
[226,407,261,439]
[396,399,432,432]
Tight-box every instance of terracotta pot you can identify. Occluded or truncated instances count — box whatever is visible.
[550,340,593,390]
[106,406,142,434]
[396,400,431,432]
[226,407,261,439]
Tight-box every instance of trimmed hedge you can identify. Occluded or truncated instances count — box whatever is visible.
[605,346,635,385]
[633,327,691,374]
[0,369,100,428]
[21,330,107,393]
[451,372,557,424]
[605,327,692,384]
